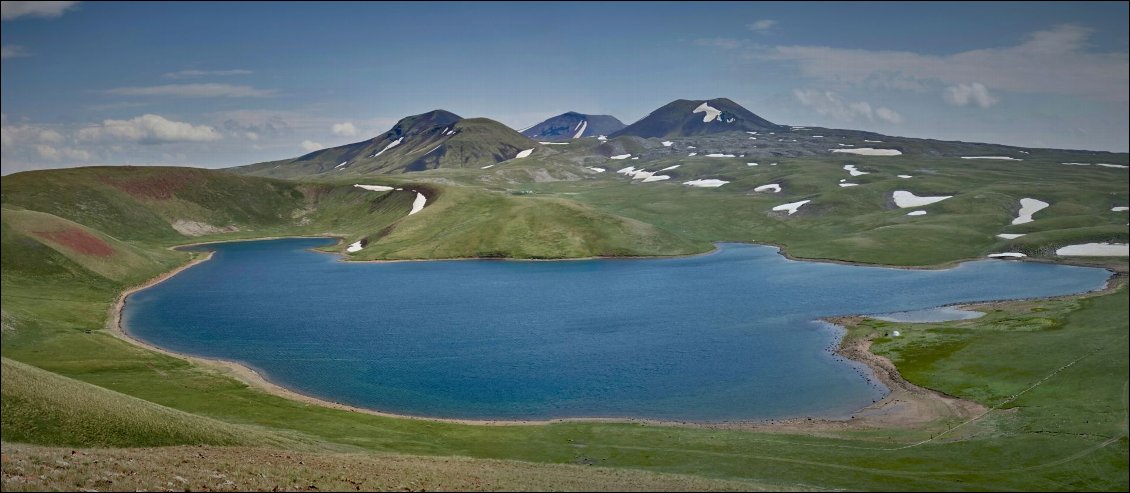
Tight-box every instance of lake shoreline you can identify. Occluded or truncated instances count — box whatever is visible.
[105,236,1119,432]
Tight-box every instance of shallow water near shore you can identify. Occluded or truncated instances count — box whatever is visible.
[871,306,986,323]
[123,238,1110,421]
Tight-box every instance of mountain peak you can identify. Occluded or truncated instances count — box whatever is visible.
[614,98,784,138]
[387,110,462,137]
[520,112,626,141]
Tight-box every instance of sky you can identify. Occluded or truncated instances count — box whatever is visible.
[2,1,1127,175]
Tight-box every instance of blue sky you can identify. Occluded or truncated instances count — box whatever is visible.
[2,1,1127,174]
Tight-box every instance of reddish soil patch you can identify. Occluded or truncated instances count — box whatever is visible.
[100,170,205,200]
[34,229,116,257]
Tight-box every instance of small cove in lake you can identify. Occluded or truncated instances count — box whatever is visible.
[122,238,1111,422]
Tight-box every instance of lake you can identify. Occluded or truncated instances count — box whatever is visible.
[122,238,1111,422]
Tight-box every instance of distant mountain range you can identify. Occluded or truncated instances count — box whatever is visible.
[233,97,1121,179]
[520,112,625,141]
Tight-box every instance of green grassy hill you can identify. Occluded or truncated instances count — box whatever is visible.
[2,159,1128,491]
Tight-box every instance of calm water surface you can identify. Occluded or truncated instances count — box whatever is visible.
[123,238,1110,421]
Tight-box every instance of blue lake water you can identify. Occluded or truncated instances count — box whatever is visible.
[122,238,1111,422]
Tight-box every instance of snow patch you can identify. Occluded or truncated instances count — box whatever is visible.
[863,139,883,143]
[688,152,698,157]
[346,241,363,253]
[754,184,781,193]
[573,120,588,139]
[354,184,395,192]
[539,141,570,145]
[961,156,1021,161]
[892,190,952,208]
[1012,198,1049,225]
[1055,243,1129,256]
[641,175,671,183]
[683,179,729,188]
[481,164,494,169]
[597,135,607,141]
[906,210,927,216]
[772,199,810,215]
[513,148,534,159]
[587,167,606,173]
[843,164,869,176]
[747,162,758,166]
[372,137,403,157]
[706,153,736,158]
[1112,206,1128,212]
[609,154,632,160]
[661,141,673,147]
[997,233,1027,239]
[832,148,902,156]
[988,252,1026,258]
[839,183,859,187]
[334,160,349,169]
[658,165,680,171]
[408,192,427,215]
[897,174,913,179]
[617,166,651,180]
[693,102,722,122]
[1096,163,1129,169]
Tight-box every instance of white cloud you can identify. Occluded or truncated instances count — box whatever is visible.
[331,122,358,137]
[943,82,999,108]
[793,89,903,124]
[244,131,259,141]
[77,114,222,144]
[1,44,29,59]
[36,128,64,143]
[875,106,904,124]
[162,69,253,79]
[35,144,90,161]
[759,25,1128,102]
[300,140,324,152]
[1,122,68,147]
[1,1,79,20]
[104,83,276,98]
[747,19,778,33]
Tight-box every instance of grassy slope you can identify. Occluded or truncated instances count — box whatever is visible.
[506,152,1129,265]
[0,359,304,448]
[2,163,1128,490]
[0,443,782,492]
[351,185,704,260]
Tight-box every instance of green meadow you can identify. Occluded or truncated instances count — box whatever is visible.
[2,156,1127,491]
